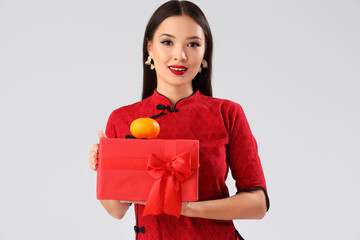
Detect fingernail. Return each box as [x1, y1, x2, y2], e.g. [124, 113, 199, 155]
[93, 164, 96, 169]
[95, 147, 98, 153]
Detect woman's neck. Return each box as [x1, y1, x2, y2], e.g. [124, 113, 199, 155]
[156, 84, 194, 107]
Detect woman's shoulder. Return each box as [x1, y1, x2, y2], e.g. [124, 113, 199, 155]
[108, 97, 151, 118]
[199, 93, 244, 111]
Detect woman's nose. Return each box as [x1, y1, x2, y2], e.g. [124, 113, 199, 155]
[173, 46, 187, 61]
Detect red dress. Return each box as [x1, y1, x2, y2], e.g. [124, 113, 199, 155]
[105, 89, 269, 240]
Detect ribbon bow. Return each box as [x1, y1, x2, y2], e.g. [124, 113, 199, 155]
[142, 151, 193, 218]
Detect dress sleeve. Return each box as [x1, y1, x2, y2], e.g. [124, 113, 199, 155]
[226, 102, 270, 211]
[105, 111, 117, 138]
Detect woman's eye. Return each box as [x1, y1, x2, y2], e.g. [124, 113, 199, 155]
[188, 42, 200, 47]
[161, 40, 172, 45]
[160, 40, 200, 47]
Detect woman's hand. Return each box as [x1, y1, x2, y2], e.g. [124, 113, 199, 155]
[181, 201, 191, 217]
[180, 190, 267, 220]
[89, 130, 107, 171]
[131, 201, 147, 205]
[91, 130, 133, 220]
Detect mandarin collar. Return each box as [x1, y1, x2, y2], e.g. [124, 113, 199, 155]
[150, 89, 200, 110]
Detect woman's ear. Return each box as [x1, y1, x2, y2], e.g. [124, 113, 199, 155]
[147, 40, 153, 56]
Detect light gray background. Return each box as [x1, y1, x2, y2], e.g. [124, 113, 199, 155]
[1, 0, 359, 239]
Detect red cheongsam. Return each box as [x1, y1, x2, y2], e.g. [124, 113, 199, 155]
[104, 89, 269, 240]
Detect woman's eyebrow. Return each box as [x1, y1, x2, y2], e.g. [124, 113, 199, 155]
[159, 33, 203, 41]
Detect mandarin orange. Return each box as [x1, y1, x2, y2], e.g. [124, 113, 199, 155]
[130, 118, 160, 139]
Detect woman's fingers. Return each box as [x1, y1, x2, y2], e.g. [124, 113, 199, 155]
[98, 130, 107, 139]
[91, 143, 99, 153]
[89, 156, 97, 170]
[89, 144, 99, 159]
[89, 130, 106, 171]
[132, 201, 147, 205]
[89, 143, 99, 171]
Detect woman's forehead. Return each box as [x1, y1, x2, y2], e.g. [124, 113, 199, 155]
[154, 15, 205, 39]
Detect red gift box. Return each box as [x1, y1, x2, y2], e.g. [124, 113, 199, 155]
[97, 138, 199, 217]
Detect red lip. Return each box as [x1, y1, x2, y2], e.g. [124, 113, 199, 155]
[168, 65, 188, 75]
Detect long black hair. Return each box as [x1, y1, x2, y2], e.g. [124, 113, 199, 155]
[141, 0, 213, 100]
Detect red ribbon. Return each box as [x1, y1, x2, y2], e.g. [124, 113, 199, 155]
[142, 151, 193, 218]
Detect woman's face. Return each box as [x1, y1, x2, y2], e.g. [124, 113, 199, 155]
[147, 15, 206, 91]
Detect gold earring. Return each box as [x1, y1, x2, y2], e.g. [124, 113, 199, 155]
[198, 59, 208, 73]
[145, 56, 155, 70]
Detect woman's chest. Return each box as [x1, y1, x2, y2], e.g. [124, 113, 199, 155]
[155, 107, 228, 143]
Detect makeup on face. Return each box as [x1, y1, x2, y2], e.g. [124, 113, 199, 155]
[148, 15, 205, 89]
[168, 65, 188, 75]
